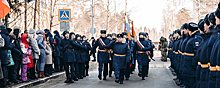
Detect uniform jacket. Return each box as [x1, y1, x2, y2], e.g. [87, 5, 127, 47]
[82, 41, 91, 62]
[133, 38, 152, 66]
[53, 35, 61, 57]
[106, 39, 130, 69]
[183, 30, 203, 77]
[90, 37, 111, 63]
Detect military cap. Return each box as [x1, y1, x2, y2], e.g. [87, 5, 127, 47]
[112, 33, 117, 36]
[91, 37, 95, 39]
[180, 23, 188, 30]
[139, 32, 146, 36]
[122, 32, 127, 36]
[62, 31, 69, 36]
[100, 30, 106, 34]
[204, 14, 210, 26]
[198, 19, 205, 32]
[6, 28, 12, 33]
[107, 34, 112, 37]
[117, 34, 123, 38]
[75, 34, 81, 38]
[44, 28, 50, 33]
[131, 35, 134, 38]
[208, 12, 216, 25]
[188, 22, 198, 32]
[214, 2, 220, 19]
[82, 35, 86, 38]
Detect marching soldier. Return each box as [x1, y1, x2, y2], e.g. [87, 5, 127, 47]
[105, 34, 130, 84]
[133, 32, 152, 80]
[91, 37, 96, 62]
[107, 34, 113, 77]
[59, 31, 85, 83]
[122, 32, 133, 80]
[82, 36, 91, 76]
[90, 30, 111, 80]
[182, 22, 203, 88]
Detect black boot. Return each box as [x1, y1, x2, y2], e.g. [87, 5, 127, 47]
[98, 74, 102, 80]
[115, 77, 119, 83]
[0, 79, 7, 87]
[103, 76, 106, 80]
[138, 72, 142, 77]
[86, 70, 89, 76]
[69, 75, 74, 83]
[64, 75, 70, 83]
[74, 75, 78, 81]
[55, 66, 60, 72]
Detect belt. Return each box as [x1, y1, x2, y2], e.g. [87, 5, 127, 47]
[138, 51, 146, 53]
[217, 66, 220, 71]
[178, 50, 182, 54]
[67, 49, 74, 51]
[114, 54, 126, 57]
[98, 49, 107, 52]
[198, 62, 201, 65]
[168, 48, 172, 50]
[201, 64, 209, 68]
[209, 66, 217, 71]
[184, 53, 194, 56]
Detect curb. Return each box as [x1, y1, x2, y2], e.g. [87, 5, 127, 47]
[11, 72, 65, 88]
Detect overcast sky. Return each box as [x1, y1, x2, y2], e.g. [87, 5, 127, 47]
[112, 0, 168, 30]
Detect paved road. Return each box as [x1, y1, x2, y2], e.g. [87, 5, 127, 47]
[33, 51, 178, 88]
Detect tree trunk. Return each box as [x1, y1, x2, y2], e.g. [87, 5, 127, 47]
[25, 0, 27, 30]
[33, 0, 37, 30]
[49, 0, 53, 31]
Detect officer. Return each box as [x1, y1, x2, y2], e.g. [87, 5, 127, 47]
[215, 3, 220, 88]
[105, 34, 130, 84]
[199, 14, 212, 88]
[133, 32, 152, 80]
[208, 12, 218, 88]
[91, 37, 96, 62]
[82, 36, 91, 76]
[107, 34, 113, 77]
[59, 31, 85, 83]
[130, 35, 136, 73]
[183, 22, 203, 88]
[168, 33, 174, 71]
[90, 30, 111, 80]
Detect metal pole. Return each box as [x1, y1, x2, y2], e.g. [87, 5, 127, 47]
[92, 0, 94, 37]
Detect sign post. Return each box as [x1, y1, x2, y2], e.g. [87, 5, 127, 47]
[59, 9, 71, 31]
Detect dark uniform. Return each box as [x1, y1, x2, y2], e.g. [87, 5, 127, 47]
[53, 30, 62, 71]
[90, 30, 111, 80]
[215, 5, 220, 88]
[82, 36, 91, 76]
[91, 37, 96, 62]
[107, 34, 114, 77]
[207, 12, 218, 88]
[59, 31, 85, 83]
[106, 34, 130, 84]
[133, 32, 152, 80]
[182, 23, 203, 88]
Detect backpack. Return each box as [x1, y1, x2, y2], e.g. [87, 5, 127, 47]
[0, 34, 5, 47]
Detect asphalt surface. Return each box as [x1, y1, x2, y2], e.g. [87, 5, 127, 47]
[33, 51, 179, 88]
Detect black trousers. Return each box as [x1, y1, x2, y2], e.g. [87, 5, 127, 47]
[85, 61, 89, 75]
[2, 65, 8, 79]
[92, 53, 96, 60]
[44, 64, 53, 76]
[142, 65, 149, 78]
[14, 60, 22, 79]
[60, 58, 64, 71]
[7, 66, 14, 81]
[64, 62, 74, 77]
[119, 69, 125, 82]
[109, 63, 113, 75]
[125, 63, 131, 78]
[78, 63, 85, 77]
[74, 63, 79, 78]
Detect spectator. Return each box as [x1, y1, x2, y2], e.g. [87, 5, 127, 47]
[44, 36, 53, 77]
[36, 30, 46, 78]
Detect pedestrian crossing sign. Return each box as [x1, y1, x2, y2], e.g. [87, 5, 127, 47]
[59, 9, 71, 21]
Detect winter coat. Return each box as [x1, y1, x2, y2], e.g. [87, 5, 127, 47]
[29, 37, 40, 59]
[45, 41, 52, 64]
[21, 34, 34, 68]
[10, 34, 23, 61]
[53, 34, 61, 57]
[0, 29, 10, 65]
[82, 41, 91, 62]
[20, 43, 32, 64]
[90, 37, 111, 63]
[106, 39, 130, 69]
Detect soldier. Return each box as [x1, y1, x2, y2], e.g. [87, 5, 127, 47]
[182, 23, 203, 88]
[160, 37, 168, 62]
[59, 31, 85, 83]
[82, 36, 91, 76]
[168, 33, 174, 71]
[91, 37, 96, 62]
[133, 32, 152, 80]
[105, 34, 130, 84]
[172, 29, 181, 77]
[90, 30, 111, 80]
[215, 4, 220, 88]
[207, 12, 218, 88]
[130, 35, 136, 73]
[122, 32, 133, 80]
[107, 34, 113, 77]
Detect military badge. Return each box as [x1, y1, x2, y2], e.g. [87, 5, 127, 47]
[195, 42, 199, 46]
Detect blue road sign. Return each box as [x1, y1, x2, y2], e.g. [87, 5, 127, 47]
[59, 9, 71, 21]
